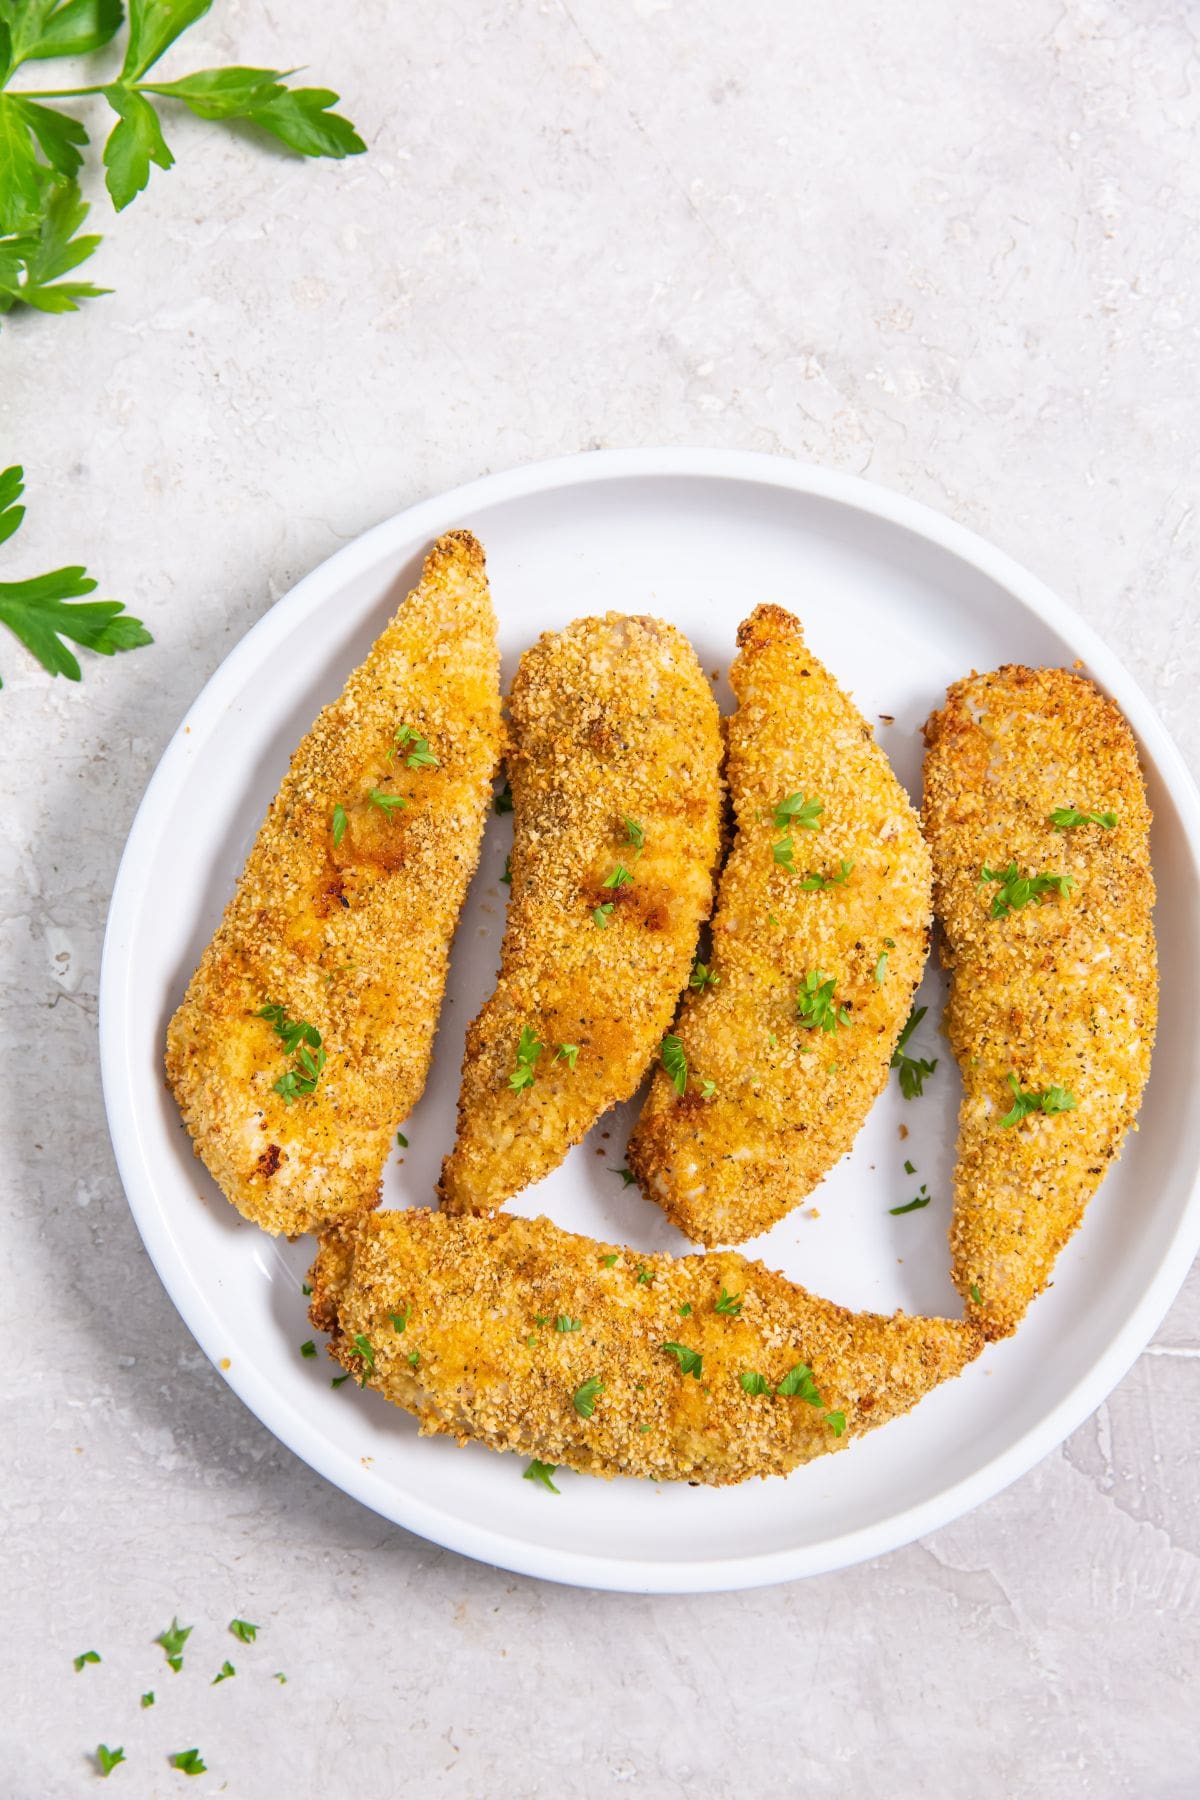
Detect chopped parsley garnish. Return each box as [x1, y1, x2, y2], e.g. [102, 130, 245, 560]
[141, 1692, 154, 1709]
[979, 861, 1075, 918]
[155, 1618, 192, 1672]
[368, 786, 408, 814]
[523, 1459, 560, 1493]
[999, 1073, 1078, 1127]
[661, 1342, 703, 1379]
[624, 817, 645, 850]
[273, 1673, 287, 1684]
[796, 971, 850, 1033]
[396, 1131, 408, 1148]
[603, 862, 633, 890]
[800, 859, 853, 891]
[635, 1266, 654, 1285]
[96, 1745, 125, 1778]
[890, 1005, 938, 1099]
[573, 1375, 604, 1418]
[302, 1282, 313, 1295]
[970, 1283, 983, 1304]
[258, 1002, 319, 1058]
[534, 1314, 550, 1326]
[74, 1650, 101, 1671]
[1050, 806, 1117, 831]
[601, 1254, 618, 1267]
[773, 791, 823, 831]
[678, 1302, 693, 1316]
[690, 960, 719, 991]
[350, 1334, 376, 1386]
[903, 1159, 916, 1175]
[714, 1287, 743, 1317]
[890, 1193, 931, 1214]
[739, 1371, 771, 1395]
[874, 949, 889, 984]
[592, 902, 614, 928]
[299, 1340, 316, 1358]
[509, 1025, 543, 1095]
[228, 1619, 258, 1644]
[556, 1043, 579, 1069]
[389, 1307, 410, 1333]
[773, 835, 797, 871]
[273, 1044, 325, 1105]
[331, 802, 348, 847]
[494, 780, 513, 814]
[555, 1316, 583, 1333]
[661, 1034, 688, 1095]
[212, 1661, 235, 1684]
[825, 1410, 847, 1437]
[699, 1078, 717, 1099]
[170, 1750, 207, 1776]
[611, 1166, 636, 1186]
[331, 1372, 350, 1387]
[501, 853, 512, 886]
[776, 1362, 822, 1404]
[393, 724, 439, 769]
[260, 1003, 325, 1104]
[407, 1351, 420, 1367]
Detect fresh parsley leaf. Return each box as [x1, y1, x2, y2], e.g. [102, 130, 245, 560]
[509, 1024, 542, 1094]
[122, 0, 215, 81]
[331, 1372, 350, 1387]
[331, 802, 347, 847]
[873, 949, 888, 984]
[602, 862, 632, 890]
[772, 834, 795, 870]
[102, 84, 175, 210]
[392, 723, 439, 768]
[699, 1078, 716, 1099]
[501, 852, 512, 885]
[236, 85, 365, 160]
[592, 901, 613, 928]
[572, 1375, 603, 1418]
[678, 1302, 692, 1316]
[714, 1286, 743, 1316]
[601, 1253, 618, 1267]
[494, 780, 513, 813]
[1049, 806, 1117, 831]
[554, 1315, 582, 1332]
[299, 1339, 316, 1358]
[610, 1166, 636, 1187]
[689, 960, 719, 991]
[155, 1617, 191, 1672]
[800, 859, 853, 891]
[903, 1159, 916, 1175]
[73, 1649, 101, 1671]
[137, 64, 286, 119]
[739, 1371, 772, 1395]
[272, 1038, 325, 1104]
[534, 1313, 550, 1326]
[407, 1350, 420, 1367]
[776, 1362, 823, 1405]
[555, 1042, 579, 1069]
[212, 1660, 235, 1684]
[396, 1130, 408, 1148]
[0, 464, 149, 682]
[96, 1744, 125, 1777]
[890, 1005, 938, 1099]
[169, 1749, 207, 1777]
[624, 816, 645, 849]
[661, 1341, 703, 1379]
[970, 1283, 983, 1304]
[635, 1265, 653, 1285]
[273, 1672, 287, 1683]
[350, 1335, 375, 1386]
[889, 1194, 931, 1214]
[979, 861, 1075, 918]
[21, 0, 125, 63]
[661, 1033, 688, 1095]
[825, 1409, 847, 1436]
[141, 1691, 154, 1708]
[773, 791, 823, 831]
[228, 1618, 258, 1644]
[10, 99, 87, 182]
[368, 786, 407, 814]
[388, 1307, 410, 1333]
[523, 1458, 560, 1493]
[999, 1073, 1078, 1128]
[796, 970, 850, 1033]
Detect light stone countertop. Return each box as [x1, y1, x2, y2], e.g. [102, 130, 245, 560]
[3, 3, 1198, 1795]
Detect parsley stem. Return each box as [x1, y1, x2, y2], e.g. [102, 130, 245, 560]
[11, 85, 108, 98]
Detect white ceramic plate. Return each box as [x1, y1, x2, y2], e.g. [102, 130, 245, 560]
[100, 449, 1200, 1592]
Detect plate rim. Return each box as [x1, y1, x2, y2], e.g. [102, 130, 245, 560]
[99, 447, 1200, 1592]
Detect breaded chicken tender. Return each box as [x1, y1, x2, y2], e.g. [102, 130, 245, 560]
[628, 604, 932, 1246]
[923, 664, 1156, 1340]
[309, 1209, 981, 1484]
[438, 614, 723, 1214]
[166, 532, 503, 1236]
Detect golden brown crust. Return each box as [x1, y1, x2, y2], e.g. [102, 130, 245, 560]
[923, 663, 1157, 1339]
[438, 613, 723, 1214]
[627, 603, 932, 1245]
[165, 531, 503, 1235]
[309, 1209, 981, 1485]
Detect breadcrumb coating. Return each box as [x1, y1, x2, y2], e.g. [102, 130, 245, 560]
[438, 613, 722, 1214]
[165, 531, 503, 1235]
[923, 664, 1157, 1340]
[628, 604, 932, 1246]
[309, 1209, 981, 1485]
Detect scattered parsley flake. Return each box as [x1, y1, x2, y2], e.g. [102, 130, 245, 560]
[509, 1024, 543, 1095]
[661, 1034, 688, 1095]
[555, 1315, 583, 1333]
[350, 1335, 375, 1386]
[661, 1341, 703, 1379]
[714, 1287, 743, 1317]
[874, 949, 889, 984]
[368, 786, 407, 814]
[501, 853, 512, 886]
[170, 1749, 207, 1776]
[299, 1339, 316, 1358]
[141, 1692, 155, 1709]
[773, 791, 823, 832]
[611, 1166, 636, 1187]
[602, 862, 633, 890]
[739, 1371, 772, 1396]
[773, 834, 796, 871]
[776, 1362, 823, 1405]
[890, 1194, 931, 1214]
[1050, 806, 1117, 831]
[523, 1459, 560, 1493]
[638, 1422, 651, 1433]
[74, 1650, 101, 1671]
[393, 723, 439, 769]
[555, 1042, 579, 1069]
[700, 1078, 716, 1099]
[999, 1073, 1077, 1128]
[635, 1266, 653, 1286]
[273, 1673, 287, 1684]
[890, 1005, 938, 1099]
[331, 1372, 350, 1387]
[678, 1302, 693, 1316]
[212, 1660, 235, 1684]
[799, 859, 853, 891]
[979, 861, 1075, 918]
[301, 1282, 312, 1296]
[573, 1375, 604, 1418]
[155, 1618, 191, 1672]
[592, 901, 614, 928]
[534, 1314, 550, 1326]
[96, 1745, 125, 1778]
[796, 970, 850, 1033]
[494, 780, 513, 814]
[903, 1159, 916, 1175]
[331, 802, 347, 847]
[624, 817, 645, 849]
[396, 1131, 408, 1148]
[228, 1619, 258, 1645]
[825, 1409, 847, 1437]
[970, 1283, 983, 1304]
[407, 1351, 420, 1367]
[389, 1307, 410, 1333]
[689, 960, 719, 991]
[601, 1254, 618, 1267]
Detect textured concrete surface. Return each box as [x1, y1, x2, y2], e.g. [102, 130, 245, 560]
[3, 2, 1198, 1795]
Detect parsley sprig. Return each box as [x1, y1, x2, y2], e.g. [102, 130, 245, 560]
[155, 1616, 191, 1673]
[979, 861, 1074, 918]
[391, 723, 439, 769]
[661, 1034, 688, 1095]
[96, 1745, 125, 1777]
[714, 1286, 743, 1317]
[0, 463, 150, 686]
[661, 1341, 703, 1378]
[258, 1002, 325, 1104]
[572, 1375, 603, 1418]
[1050, 806, 1117, 830]
[890, 1005, 938, 1099]
[523, 1459, 560, 1493]
[170, 1749, 207, 1776]
[795, 970, 850, 1033]
[799, 860, 853, 892]
[0, 2, 363, 330]
[509, 1025, 542, 1095]
[689, 960, 719, 991]
[738, 1363, 844, 1433]
[999, 1073, 1077, 1128]
[771, 790, 822, 871]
